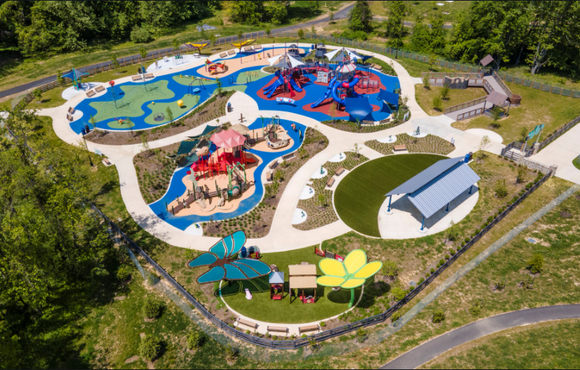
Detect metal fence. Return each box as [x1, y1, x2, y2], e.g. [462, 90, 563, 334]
[88, 167, 552, 350]
[497, 71, 580, 99]
[444, 96, 487, 115]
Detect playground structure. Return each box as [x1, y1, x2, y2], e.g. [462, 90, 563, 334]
[206, 59, 228, 75]
[264, 117, 291, 149]
[262, 68, 310, 99]
[62, 68, 89, 91]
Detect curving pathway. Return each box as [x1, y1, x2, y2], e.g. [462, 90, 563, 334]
[38, 42, 506, 252]
[381, 304, 580, 369]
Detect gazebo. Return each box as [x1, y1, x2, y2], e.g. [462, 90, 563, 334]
[269, 271, 285, 300]
[210, 129, 247, 157]
[288, 264, 317, 304]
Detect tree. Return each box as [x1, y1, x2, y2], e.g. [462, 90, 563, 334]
[89, 115, 97, 129]
[268, 1, 287, 26]
[432, 309, 446, 323]
[495, 179, 508, 198]
[382, 260, 400, 278]
[57, 70, 65, 85]
[166, 106, 174, 122]
[517, 166, 527, 183]
[33, 88, 42, 102]
[446, 220, 460, 242]
[215, 77, 222, 96]
[143, 296, 164, 319]
[478, 135, 491, 153]
[329, 11, 334, 22]
[141, 132, 150, 154]
[391, 286, 407, 301]
[298, 28, 305, 39]
[139, 47, 147, 61]
[428, 52, 438, 71]
[318, 193, 326, 207]
[527, 253, 544, 274]
[237, 30, 243, 42]
[432, 95, 443, 111]
[409, 22, 431, 53]
[385, 1, 405, 48]
[188, 330, 206, 349]
[429, 13, 446, 54]
[423, 76, 431, 89]
[520, 126, 528, 143]
[140, 336, 162, 361]
[111, 54, 120, 69]
[490, 106, 502, 127]
[440, 83, 450, 100]
[172, 38, 180, 51]
[230, 1, 264, 25]
[265, 27, 271, 37]
[348, 0, 373, 33]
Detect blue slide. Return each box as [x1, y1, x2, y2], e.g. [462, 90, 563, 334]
[332, 77, 360, 105]
[263, 72, 285, 98]
[289, 78, 303, 93]
[310, 77, 337, 108]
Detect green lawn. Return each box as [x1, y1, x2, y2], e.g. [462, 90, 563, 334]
[220, 247, 362, 324]
[334, 154, 445, 237]
[416, 86, 487, 116]
[452, 82, 580, 143]
[573, 156, 580, 171]
[423, 319, 580, 369]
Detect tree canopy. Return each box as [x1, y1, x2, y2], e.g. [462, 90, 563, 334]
[348, 0, 373, 33]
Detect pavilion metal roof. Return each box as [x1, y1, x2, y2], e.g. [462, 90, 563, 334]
[408, 163, 480, 219]
[486, 90, 508, 106]
[385, 157, 463, 196]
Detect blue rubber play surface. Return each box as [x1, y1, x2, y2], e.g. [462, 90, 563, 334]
[148, 118, 306, 230]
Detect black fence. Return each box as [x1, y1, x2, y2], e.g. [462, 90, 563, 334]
[88, 166, 553, 350]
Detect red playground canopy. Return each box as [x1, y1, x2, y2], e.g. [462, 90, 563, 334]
[210, 129, 246, 149]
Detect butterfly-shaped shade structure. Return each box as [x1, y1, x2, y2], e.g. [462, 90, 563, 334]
[188, 231, 271, 284]
[316, 249, 382, 289]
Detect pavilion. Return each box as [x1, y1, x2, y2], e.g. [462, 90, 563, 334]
[288, 264, 317, 304]
[385, 156, 480, 231]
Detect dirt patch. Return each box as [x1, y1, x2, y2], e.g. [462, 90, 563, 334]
[85, 91, 234, 146]
[124, 355, 140, 364]
[560, 211, 573, 218]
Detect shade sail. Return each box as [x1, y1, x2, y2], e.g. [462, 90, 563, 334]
[378, 89, 399, 109]
[231, 124, 250, 135]
[268, 53, 304, 68]
[325, 47, 362, 62]
[176, 141, 199, 156]
[345, 97, 373, 122]
[187, 125, 220, 141]
[210, 129, 246, 149]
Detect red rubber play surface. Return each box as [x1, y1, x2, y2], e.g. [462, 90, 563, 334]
[302, 100, 381, 117]
[256, 76, 307, 101]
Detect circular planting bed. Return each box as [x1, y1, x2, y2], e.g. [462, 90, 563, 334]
[334, 154, 446, 237]
[219, 247, 361, 324]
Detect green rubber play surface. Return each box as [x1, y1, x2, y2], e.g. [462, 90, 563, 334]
[236, 70, 269, 84]
[90, 80, 173, 123]
[334, 154, 446, 237]
[107, 119, 135, 129]
[172, 75, 215, 86]
[220, 247, 360, 324]
[144, 95, 200, 125]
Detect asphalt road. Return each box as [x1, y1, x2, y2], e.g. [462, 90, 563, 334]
[381, 304, 580, 369]
[0, 3, 355, 100]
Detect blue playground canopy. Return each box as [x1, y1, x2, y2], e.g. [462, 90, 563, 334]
[386, 157, 480, 222]
[61, 68, 89, 80]
[345, 97, 373, 122]
[378, 89, 399, 109]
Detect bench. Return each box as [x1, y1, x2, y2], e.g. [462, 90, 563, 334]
[86, 90, 96, 98]
[254, 45, 263, 51]
[131, 75, 142, 81]
[102, 158, 112, 166]
[238, 318, 258, 329]
[298, 324, 319, 334]
[326, 176, 335, 188]
[94, 85, 105, 93]
[394, 144, 407, 152]
[371, 63, 383, 71]
[68, 106, 76, 114]
[219, 52, 228, 58]
[282, 153, 295, 161]
[335, 167, 345, 176]
[144, 73, 154, 79]
[66, 114, 73, 122]
[227, 50, 236, 56]
[269, 160, 279, 170]
[362, 120, 375, 125]
[267, 326, 288, 333]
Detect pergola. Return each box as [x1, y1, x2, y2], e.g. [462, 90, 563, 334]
[288, 264, 317, 304]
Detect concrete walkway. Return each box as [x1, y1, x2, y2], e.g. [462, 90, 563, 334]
[381, 304, 580, 369]
[34, 43, 529, 252]
[531, 122, 580, 185]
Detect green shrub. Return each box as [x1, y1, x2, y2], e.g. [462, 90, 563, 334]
[445, 254, 450, 260]
[430, 268, 435, 274]
[527, 253, 544, 274]
[464, 237, 470, 243]
[432, 309, 445, 323]
[450, 250, 455, 256]
[143, 296, 164, 319]
[495, 179, 508, 198]
[432, 95, 443, 111]
[418, 277, 425, 284]
[487, 216, 494, 223]
[319, 321, 326, 327]
[391, 312, 401, 322]
[382, 260, 400, 277]
[140, 335, 162, 361]
[439, 259, 445, 265]
[188, 330, 205, 349]
[131, 26, 154, 43]
[116, 265, 132, 282]
[468, 304, 481, 316]
[391, 286, 407, 301]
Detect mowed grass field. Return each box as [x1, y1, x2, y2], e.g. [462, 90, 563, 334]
[334, 154, 445, 237]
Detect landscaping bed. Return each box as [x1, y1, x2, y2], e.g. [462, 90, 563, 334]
[85, 91, 234, 145]
[134, 143, 181, 204]
[295, 151, 369, 231]
[365, 133, 455, 156]
[201, 127, 329, 239]
[416, 85, 487, 116]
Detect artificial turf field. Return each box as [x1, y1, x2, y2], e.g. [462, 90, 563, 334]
[334, 154, 445, 237]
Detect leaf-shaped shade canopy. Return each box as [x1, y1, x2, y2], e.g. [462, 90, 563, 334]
[197, 266, 225, 283]
[209, 240, 227, 260]
[319, 258, 346, 278]
[354, 261, 382, 279]
[229, 230, 246, 256]
[316, 275, 345, 287]
[344, 249, 367, 274]
[188, 252, 218, 268]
